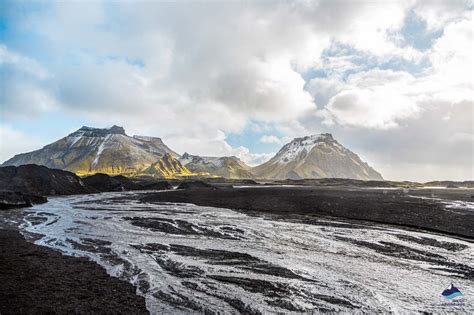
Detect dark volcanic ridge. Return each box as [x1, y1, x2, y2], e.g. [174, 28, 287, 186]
[0, 164, 174, 209]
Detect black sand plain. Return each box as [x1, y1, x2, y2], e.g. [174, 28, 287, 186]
[1, 179, 473, 314]
[141, 185, 474, 239]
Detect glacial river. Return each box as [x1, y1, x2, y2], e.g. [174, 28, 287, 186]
[20, 191, 473, 314]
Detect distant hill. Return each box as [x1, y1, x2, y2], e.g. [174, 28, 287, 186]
[252, 134, 383, 180]
[179, 153, 254, 179]
[139, 154, 193, 178]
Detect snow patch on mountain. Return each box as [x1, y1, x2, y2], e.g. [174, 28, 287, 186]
[92, 134, 112, 167]
[179, 153, 254, 179]
[179, 153, 225, 168]
[275, 134, 334, 165]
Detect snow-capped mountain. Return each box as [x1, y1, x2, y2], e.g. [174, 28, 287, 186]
[179, 153, 254, 179]
[252, 134, 383, 180]
[2, 126, 179, 176]
[3, 127, 383, 180]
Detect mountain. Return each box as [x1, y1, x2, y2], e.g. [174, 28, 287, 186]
[179, 153, 254, 179]
[2, 126, 178, 176]
[2, 127, 383, 180]
[140, 153, 193, 178]
[252, 134, 383, 180]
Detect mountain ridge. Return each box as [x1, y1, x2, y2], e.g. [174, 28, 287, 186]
[140, 153, 193, 178]
[2, 126, 383, 180]
[179, 153, 254, 179]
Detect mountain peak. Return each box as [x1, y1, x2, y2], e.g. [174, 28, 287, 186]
[74, 125, 126, 137]
[253, 133, 383, 180]
[133, 135, 163, 142]
[319, 133, 333, 140]
[109, 125, 126, 135]
[294, 133, 334, 144]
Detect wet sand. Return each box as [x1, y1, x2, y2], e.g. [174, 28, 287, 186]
[140, 186, 474, 239]
[0, 228, 148, 314]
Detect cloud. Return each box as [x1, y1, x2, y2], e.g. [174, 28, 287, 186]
[0, 45, 58, 118]
[324, 88, 420, 129]
[259, 135, 282, 144]
[317, 69, 420, 129]
[165, 130, 273, 166]
[310, 14, 472, 131]
[0, 125, 40, 163]
[1, 1, 427, 126]
[414, 0, 472, 31]
[1, 0, 472, 180]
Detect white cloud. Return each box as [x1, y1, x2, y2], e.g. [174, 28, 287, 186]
[425, 18, 474, 103]
[312, 14, 473, 130]
[1, 1, 472, 180]
[163, 130, 273, 166]
[324, 87, 420, 129]
[0, 125, 40, 163]
[259, 135, 282, 144]
[414, 0, 472, 31]
[0, 45, 58, 118]
[1, 1, 428, 128]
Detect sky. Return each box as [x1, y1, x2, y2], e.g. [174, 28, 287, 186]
[0, 0, 473, 181]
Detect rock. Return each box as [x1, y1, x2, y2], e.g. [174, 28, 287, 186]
[140, 181, 173, 190]
[0, 165, 95, 196]
[239, 179, 259, 185]
[83, 173, 173, 191]
[0, 191, 47, 210]
[82, 173, 134, 192]
[177, 181, 216, 190]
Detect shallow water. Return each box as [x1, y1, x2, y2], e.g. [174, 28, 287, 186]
[20, 191, 474, 314]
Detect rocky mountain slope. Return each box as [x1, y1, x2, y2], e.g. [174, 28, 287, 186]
[140, 154, 193, 178]
[2, 126, 178, 176]
[179, 153, 254, 179]
[252, 134, 383, 180]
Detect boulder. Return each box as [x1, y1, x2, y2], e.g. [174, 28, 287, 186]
[177, 181, 216, 190]
[0, 165, 95, 196]
[0, 191, 47, 210]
